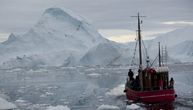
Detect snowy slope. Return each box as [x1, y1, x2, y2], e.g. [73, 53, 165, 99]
[79, 41, 132, 66]
[0, 97, 17, 109]
[169, 40, 193, 62]
[144, 26, 193, 62]
[80, 42, 121, 66]
[149, 26, 193, 48]
[0, 7, 107, 67]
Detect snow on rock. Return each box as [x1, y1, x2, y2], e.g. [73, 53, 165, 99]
[0, 97, 17, 110]
[106, 84, 125, 96]
[97, 104, 120, 110]
[126, 104, 140, 110]
[46, 105, 70, 110]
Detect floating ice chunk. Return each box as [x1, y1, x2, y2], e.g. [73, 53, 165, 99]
[46, 105, 70, 110]
[0, 97, 17, 109]
[15, 99, 27, 103]
[40, 94, 46, 98]
[126, 104, 140, 110]
[106, 84, 125, 96]
[45, 92, 54, 95]
[87, 73, 101, 78]
[97, 104, 120, 110]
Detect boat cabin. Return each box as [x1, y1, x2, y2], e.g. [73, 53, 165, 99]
[126, 66, 172, 91]
[141, 67, 170, 91]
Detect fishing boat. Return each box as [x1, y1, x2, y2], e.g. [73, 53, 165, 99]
[124, 13, 176, 104]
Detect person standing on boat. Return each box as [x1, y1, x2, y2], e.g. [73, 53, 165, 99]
[126, 69, 134, 88]
[169, 77, 174, 89]
[133, 75, 140, 90]
[125, 77, 134, 88]
[128, 69, 134, 79]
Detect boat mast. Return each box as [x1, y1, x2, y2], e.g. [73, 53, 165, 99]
[137, 13, 143, 70]
[132, 13, 145, 91]
[132, 13, 145, 69]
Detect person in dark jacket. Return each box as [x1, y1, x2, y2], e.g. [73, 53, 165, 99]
[132, 75, 140, 90]
[128, 69, 134, 79]
[169, 77, 174, 89]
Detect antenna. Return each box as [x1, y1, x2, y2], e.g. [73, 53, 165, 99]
[165, 46, 168, 65]
[161, 46, 164, 66]
[158, 42, 161, 67]
[162, 46, 168, 66]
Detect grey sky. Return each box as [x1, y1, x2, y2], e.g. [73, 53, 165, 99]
[0, 0, 193, 42]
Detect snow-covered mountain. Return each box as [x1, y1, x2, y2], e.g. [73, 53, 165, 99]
[2, 8, 106, 51]
[0, 8, 109, 68]
[169, 40, 193, 62]
[149, 26, 193, 48]
[144, 26, 193, 63]
[170, 40, 193, 55]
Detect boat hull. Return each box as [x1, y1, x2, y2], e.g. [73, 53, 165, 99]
[125, 88, 175, 104]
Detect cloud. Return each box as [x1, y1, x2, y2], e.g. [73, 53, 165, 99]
[99, 29, 173, 43]
[162, 21, 193, 26]
[108, 35, 136, 43]
[0, 33, 10, 42]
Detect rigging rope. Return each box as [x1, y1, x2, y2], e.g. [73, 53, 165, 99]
[150, 54, 158, 67]
[142, 40, 148, 58]
[130, 38, 138, 66]
[142, 39, 151, 66]
[130, 36, 151, 67]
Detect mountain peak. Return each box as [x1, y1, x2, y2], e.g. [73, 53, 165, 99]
[42, 7, 85, 23]
[2, 33, 17, 45]
[43, 8, 66, 17]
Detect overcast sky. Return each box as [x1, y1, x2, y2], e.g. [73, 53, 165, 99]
[0, 0, 193, 42]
